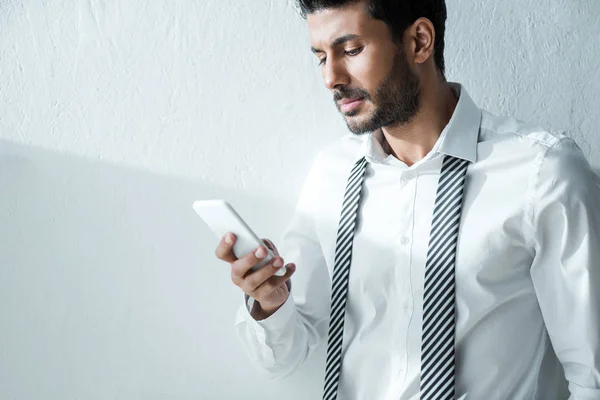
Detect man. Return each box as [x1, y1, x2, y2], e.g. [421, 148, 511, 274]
[215, 0, 600, 398]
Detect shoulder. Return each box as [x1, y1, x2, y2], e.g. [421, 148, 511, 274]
[536, 135, 598, 198]
[479, 109, 570, 151]
[477, 110, 594, 181]
[477, 110, 599, 237]
[523, 128, 599, 231]
[485, 109, 596, 192]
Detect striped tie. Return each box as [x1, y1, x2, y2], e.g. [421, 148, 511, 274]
[322, 154, 469, 400]
[323, 156, 368, 400]
[420, 156, 469, 399]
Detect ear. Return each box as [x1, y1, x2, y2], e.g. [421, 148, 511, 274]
[408, 17, 436, 66]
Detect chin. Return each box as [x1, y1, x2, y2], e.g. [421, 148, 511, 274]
[346, 121, 375, 135]
[344, 112, 376, 135]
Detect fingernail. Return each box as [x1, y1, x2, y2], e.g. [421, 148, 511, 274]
[225, 234, 232, 244]
[273, 258, 283, 268]
[255, 247, 266, 258]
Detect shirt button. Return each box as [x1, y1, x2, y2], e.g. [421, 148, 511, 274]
[400, 236, 410, 245]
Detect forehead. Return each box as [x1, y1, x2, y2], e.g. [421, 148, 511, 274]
[306, 2, 382, 48]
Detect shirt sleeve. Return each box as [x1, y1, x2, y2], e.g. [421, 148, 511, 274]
[528, 137, 600, 399]
[234, 153, 331, 379]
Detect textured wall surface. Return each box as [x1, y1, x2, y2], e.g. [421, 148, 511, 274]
[1, 1, 599, 399]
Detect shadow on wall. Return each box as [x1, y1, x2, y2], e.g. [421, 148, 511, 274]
[0, 140, 594, 399]
[0, 140, 322, 400]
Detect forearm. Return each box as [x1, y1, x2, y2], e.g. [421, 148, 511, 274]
[234, 293, 322, 379]
[249, 279, 292, 320]
[250, 299, 284, 321]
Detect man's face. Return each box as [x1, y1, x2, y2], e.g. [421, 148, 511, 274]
[307, 1, 421, 134]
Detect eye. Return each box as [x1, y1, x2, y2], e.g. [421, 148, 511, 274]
[316, 46, 363, 67]
[345, 47, 364, 56]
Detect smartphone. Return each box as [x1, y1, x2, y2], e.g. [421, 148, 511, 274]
[192, 199, 286, 277]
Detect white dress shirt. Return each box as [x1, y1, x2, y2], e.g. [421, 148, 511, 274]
[234, 82, 600, 399]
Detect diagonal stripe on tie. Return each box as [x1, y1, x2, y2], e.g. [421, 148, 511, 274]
[420, 156, 469, 400]
[323, 156, 368, 400]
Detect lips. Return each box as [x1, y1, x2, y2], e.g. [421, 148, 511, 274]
[339, 97, 365, 113]
[339, 97, 364, 105]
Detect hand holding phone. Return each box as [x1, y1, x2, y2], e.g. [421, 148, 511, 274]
[193, 199, 286, 276]
[193, 200, 296, 318]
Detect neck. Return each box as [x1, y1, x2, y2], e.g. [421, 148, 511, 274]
[380, 81, 459, 167]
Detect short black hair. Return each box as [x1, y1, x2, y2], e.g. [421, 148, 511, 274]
[296, 0, 448, 79]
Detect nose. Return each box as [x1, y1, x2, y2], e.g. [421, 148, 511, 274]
[323, 59, 350, 91]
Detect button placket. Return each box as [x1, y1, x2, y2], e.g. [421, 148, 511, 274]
[393, 167, 416, 388]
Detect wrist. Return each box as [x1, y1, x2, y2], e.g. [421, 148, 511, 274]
[250, 302, 276, 321]
[250, 296, 288, 321]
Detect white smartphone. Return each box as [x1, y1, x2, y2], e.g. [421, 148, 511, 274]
[192, 199, 287, 277]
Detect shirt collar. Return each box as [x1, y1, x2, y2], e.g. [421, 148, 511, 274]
[361, 82, 481, 165]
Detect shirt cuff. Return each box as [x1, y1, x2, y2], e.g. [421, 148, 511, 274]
[242, 290, 296, 333]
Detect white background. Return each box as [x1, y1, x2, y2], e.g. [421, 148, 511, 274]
[1, 0, 599, 399]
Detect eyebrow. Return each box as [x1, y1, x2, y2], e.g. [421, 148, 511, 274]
[311, 34, 361, 54]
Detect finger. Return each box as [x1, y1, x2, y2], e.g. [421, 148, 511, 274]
[215, 232, 237, 263]
[242, 255, 287, 292]
[231, 245, 274, 278]
[261, 238, 279, 256]
[252, 263, 296, 298]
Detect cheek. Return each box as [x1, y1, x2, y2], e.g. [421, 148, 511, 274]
[350, 49, 394, 95]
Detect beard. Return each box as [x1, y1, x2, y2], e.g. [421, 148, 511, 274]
[333, 49, 421, 135]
